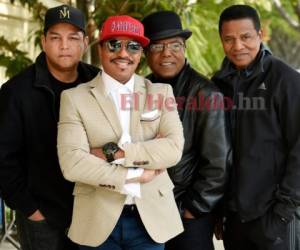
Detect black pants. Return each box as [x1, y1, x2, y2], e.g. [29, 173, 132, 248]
[165, 214, 214, 250]
[16, 211, 77, 250]
[224, 212, 289, 250]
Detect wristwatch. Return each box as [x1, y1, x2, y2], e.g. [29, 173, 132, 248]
[102, 142, 120, 163]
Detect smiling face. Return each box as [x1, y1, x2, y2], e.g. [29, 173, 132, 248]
[42, 22, 88, 74]
[146, 36, 186, 80]
[220, 18, 262, 70]
[99, 36, 142, 84]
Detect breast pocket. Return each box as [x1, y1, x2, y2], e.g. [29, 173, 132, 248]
[140, 116, 161, 140]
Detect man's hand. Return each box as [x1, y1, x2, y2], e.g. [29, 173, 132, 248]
[114, 148, 125, 159]
[90, 148, 106, 160]
[28, 209, 45, 222]
[126, 169, 165, 184]
[139, 169, 161, 183]
[183, 209, 195, 219]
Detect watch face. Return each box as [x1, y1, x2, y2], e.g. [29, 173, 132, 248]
[103, 142, 119, 154]
[103, 142, 119, 162]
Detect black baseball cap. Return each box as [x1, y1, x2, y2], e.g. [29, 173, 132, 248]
[44, 5, 85, 33]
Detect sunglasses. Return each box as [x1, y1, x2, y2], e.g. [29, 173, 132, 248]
[105, 39, 142, 54]
[149, 42, 185, 53]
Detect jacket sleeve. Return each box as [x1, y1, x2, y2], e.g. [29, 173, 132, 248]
[0, 83, 38, 216]
[57, 90, 128, 192]
[123, 84, 184, 169]
[182, 91, 228, 216]
[273, 69, 300, 221]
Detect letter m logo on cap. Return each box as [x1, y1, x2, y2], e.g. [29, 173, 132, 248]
[59, 6, 70, 19]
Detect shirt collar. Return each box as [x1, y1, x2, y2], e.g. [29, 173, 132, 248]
[101, 69, 134, 95]
[215, 43, 272, 80]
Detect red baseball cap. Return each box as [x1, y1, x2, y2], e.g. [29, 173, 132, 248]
[99, 15, 150, 47]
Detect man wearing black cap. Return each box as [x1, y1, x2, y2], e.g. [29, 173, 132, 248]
[0, 4, 99, 250]
[142, 11, 227, 250]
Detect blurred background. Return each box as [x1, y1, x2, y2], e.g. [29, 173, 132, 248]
[1, 0, 300, 249]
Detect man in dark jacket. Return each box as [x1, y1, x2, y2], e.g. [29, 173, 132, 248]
[0, 5, 99, 250]
[212, 5, 300, 250]
[142, 11, 228, 250]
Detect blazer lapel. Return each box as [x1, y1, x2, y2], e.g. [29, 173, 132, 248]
[130, 74, 146, 142]
[89, 74, 122, 138]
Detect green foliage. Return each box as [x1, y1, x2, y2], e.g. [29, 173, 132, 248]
[184, 2, 225, 76]
[30, 2, 47, 48]
[0, 1, 46, 78]
[9, 0, 38, 7]
[3, 0, 300, 79]
[0, 36, 32, 78]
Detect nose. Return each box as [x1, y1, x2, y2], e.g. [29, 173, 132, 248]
[161, 45, 172, 57]
[232, 38, 244, 51]
[117, 45, 130, 57]
[60, 37, 69, 50]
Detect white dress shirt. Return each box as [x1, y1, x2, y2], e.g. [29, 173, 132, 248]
[101, 70, 143, 204]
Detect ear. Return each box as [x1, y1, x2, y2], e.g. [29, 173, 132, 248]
[258, 29, 263, 41]
[41, 34, 46, 51]
[83, 35, 89, 51]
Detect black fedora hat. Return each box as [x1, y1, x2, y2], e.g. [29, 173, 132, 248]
[142, 11, 192, 41]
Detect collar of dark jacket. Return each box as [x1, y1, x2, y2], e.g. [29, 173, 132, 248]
[33, 51, 98, 89]
[34, 52, 52, 89]
[214, 43, 272, 81]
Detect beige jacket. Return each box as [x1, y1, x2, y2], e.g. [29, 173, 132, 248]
[57, 73, 184, 246]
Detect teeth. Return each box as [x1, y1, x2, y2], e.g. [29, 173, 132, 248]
[114, 60, 129, 68]
[161, 62, 173, 66]
[235, 54, 246, 58]
[116, 61, 127, 66]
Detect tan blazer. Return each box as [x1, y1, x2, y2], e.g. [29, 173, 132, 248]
[57, 72, 184, 247]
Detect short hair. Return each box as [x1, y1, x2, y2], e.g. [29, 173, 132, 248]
[219, 5, 261, 34]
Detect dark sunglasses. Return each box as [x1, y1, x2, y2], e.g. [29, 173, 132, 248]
[105, 39, 142, 54]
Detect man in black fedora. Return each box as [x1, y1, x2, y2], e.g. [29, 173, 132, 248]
[142, 11, 228, 250]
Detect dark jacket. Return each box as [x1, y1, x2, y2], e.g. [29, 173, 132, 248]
[0, 52, 99, 230]
[148, 62, 227, 217]
[212, 45, 300, 222]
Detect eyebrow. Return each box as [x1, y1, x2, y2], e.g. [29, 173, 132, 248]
[48, 31, 60, 36]
[48, 31, 81, 36]
[223, 31, 253, 38]
[153, 39, 183, 44]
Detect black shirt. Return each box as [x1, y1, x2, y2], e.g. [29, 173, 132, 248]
[49, 72, 82, 116]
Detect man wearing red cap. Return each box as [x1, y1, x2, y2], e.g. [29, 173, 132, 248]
[57, 15, 184, 250]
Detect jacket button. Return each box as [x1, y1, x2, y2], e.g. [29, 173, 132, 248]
[112, 186, 115, 189]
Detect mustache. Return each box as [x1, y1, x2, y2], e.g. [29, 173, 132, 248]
[111, 57, 133, 64]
